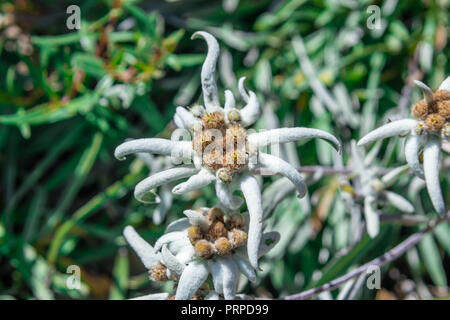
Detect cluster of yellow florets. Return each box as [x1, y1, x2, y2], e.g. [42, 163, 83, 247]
[149, 261, 169, 283]
[188, 207, 247, 260]
[412, 90, 450, 132]
[192, 112, 248, 179]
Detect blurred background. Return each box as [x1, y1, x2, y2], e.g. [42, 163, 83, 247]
[0, 0, 449, 300]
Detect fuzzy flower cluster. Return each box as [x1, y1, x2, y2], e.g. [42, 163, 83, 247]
[341, 142, 414, 238]
[358, 77, 450, 214]
[123, 206, 280, 300]
[115, 31, 341, 270]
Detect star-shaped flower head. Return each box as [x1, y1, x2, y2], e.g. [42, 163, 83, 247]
[357, 76, 450, 215]
[343, 141, 414, 238]
[115, 31, 341, 269]
[123, 206, 280, 300]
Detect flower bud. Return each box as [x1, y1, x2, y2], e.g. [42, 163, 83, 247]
[230, 229, 247, 248]
[150, 262, 168, 282]
[226, 213, 245, 229]
[209, 220, 228, 240]
[188, 225, 203, 244]
[208, 207, 225, 222]
[214, 237, 232, 256]
[425, 113, 445, 131]
[227, 109, 241, 122]
[217, 168, 232, 183]
[194, 240, 214, 259]
[411, 100, 428, 119]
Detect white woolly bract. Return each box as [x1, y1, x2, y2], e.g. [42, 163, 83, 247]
[161, 245, 185, 276]
[423, 136, 445, 214]
[114, 138, 192, 160]
[239, 173, 263, 269]
[191, 31, 221, 112]
[364, 196, 380, 238]
[165, 217, 190, 233]
[172, 168, 215, 194]
[175, 261, 209, 300]
[134, 166, 198, 203]
[239, 88, 260, 127]
[215, 180, 243, 210]
[232, 254, 256, 282]
[438, 76, 450, 91]
[249, 127, 341, 152]
[154, 231, 187, 252]
[404, 133, 426, 179]
[357, 119, 417, 147]
[383, 191, 414, 213]
[414, 80, 434, 103]
[258, 152, 306, 198]
[209, 260, 224, 294]
[218, 257, 239, 300]
[123, 226, 159, 269]
[183, 209, 209, 230]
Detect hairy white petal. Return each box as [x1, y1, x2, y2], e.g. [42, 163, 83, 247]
[232, 255, 256, 282]
[134, 166, 198, 203]
[204, 292, 220, 300]
[364, 196, 380, 238]
[123, 226, 159, 269]
[258, 231, 281, 258]
[176, 107, 198, 130]
[183, 209, 209, 231]
[154, 231, 187, 252]
[172, 168, 215, 194]
[414, 80, 434, 103]
[175, 247, 195, 264]
[357, 119, 417, 147]
[168, 237, 192, 255]
[404, 133, 425, 179]
[381, 165, 410, 187]
[130, 293, 169, 300]
[384, 191, 414, 213]
[115, 138, 192, 160]
[224, 90, 236, 112]
[423, 136, 445, 214]
[238, 77, 250, 102]
[240, 173, 263, 269]
[238, 79, 260, 127]
[191, 31, 221, 112]
[165, 217, 190, 233]
[152, 185, 172, 225]
[438, 76, 450, 92]
[249, 127, 341, 152]
[215, 180, 244, 210]
[174, 113, 185, 129]
[175, 261, 209, 300]
[161, 245, 185, 276]
[258, 152, 306, 198]
[219, 257, 239, 300]
[209, 260, 224, 294]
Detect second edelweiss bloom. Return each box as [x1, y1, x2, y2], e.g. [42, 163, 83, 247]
[115, 31, 341, 269]
[358, 76, 450, 215]
[123, 206, 280, 300]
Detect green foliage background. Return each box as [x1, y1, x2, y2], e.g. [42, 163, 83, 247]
[0, 0, 449, 299]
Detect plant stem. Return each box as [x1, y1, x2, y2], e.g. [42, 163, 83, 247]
[283, 212, 450, 300]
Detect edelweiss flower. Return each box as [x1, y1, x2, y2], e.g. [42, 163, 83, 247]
[343, 141, 414, 238]
[115, 31, 341, 269]
[358, 77, 450, 215]
[123, 206, 280, 300]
